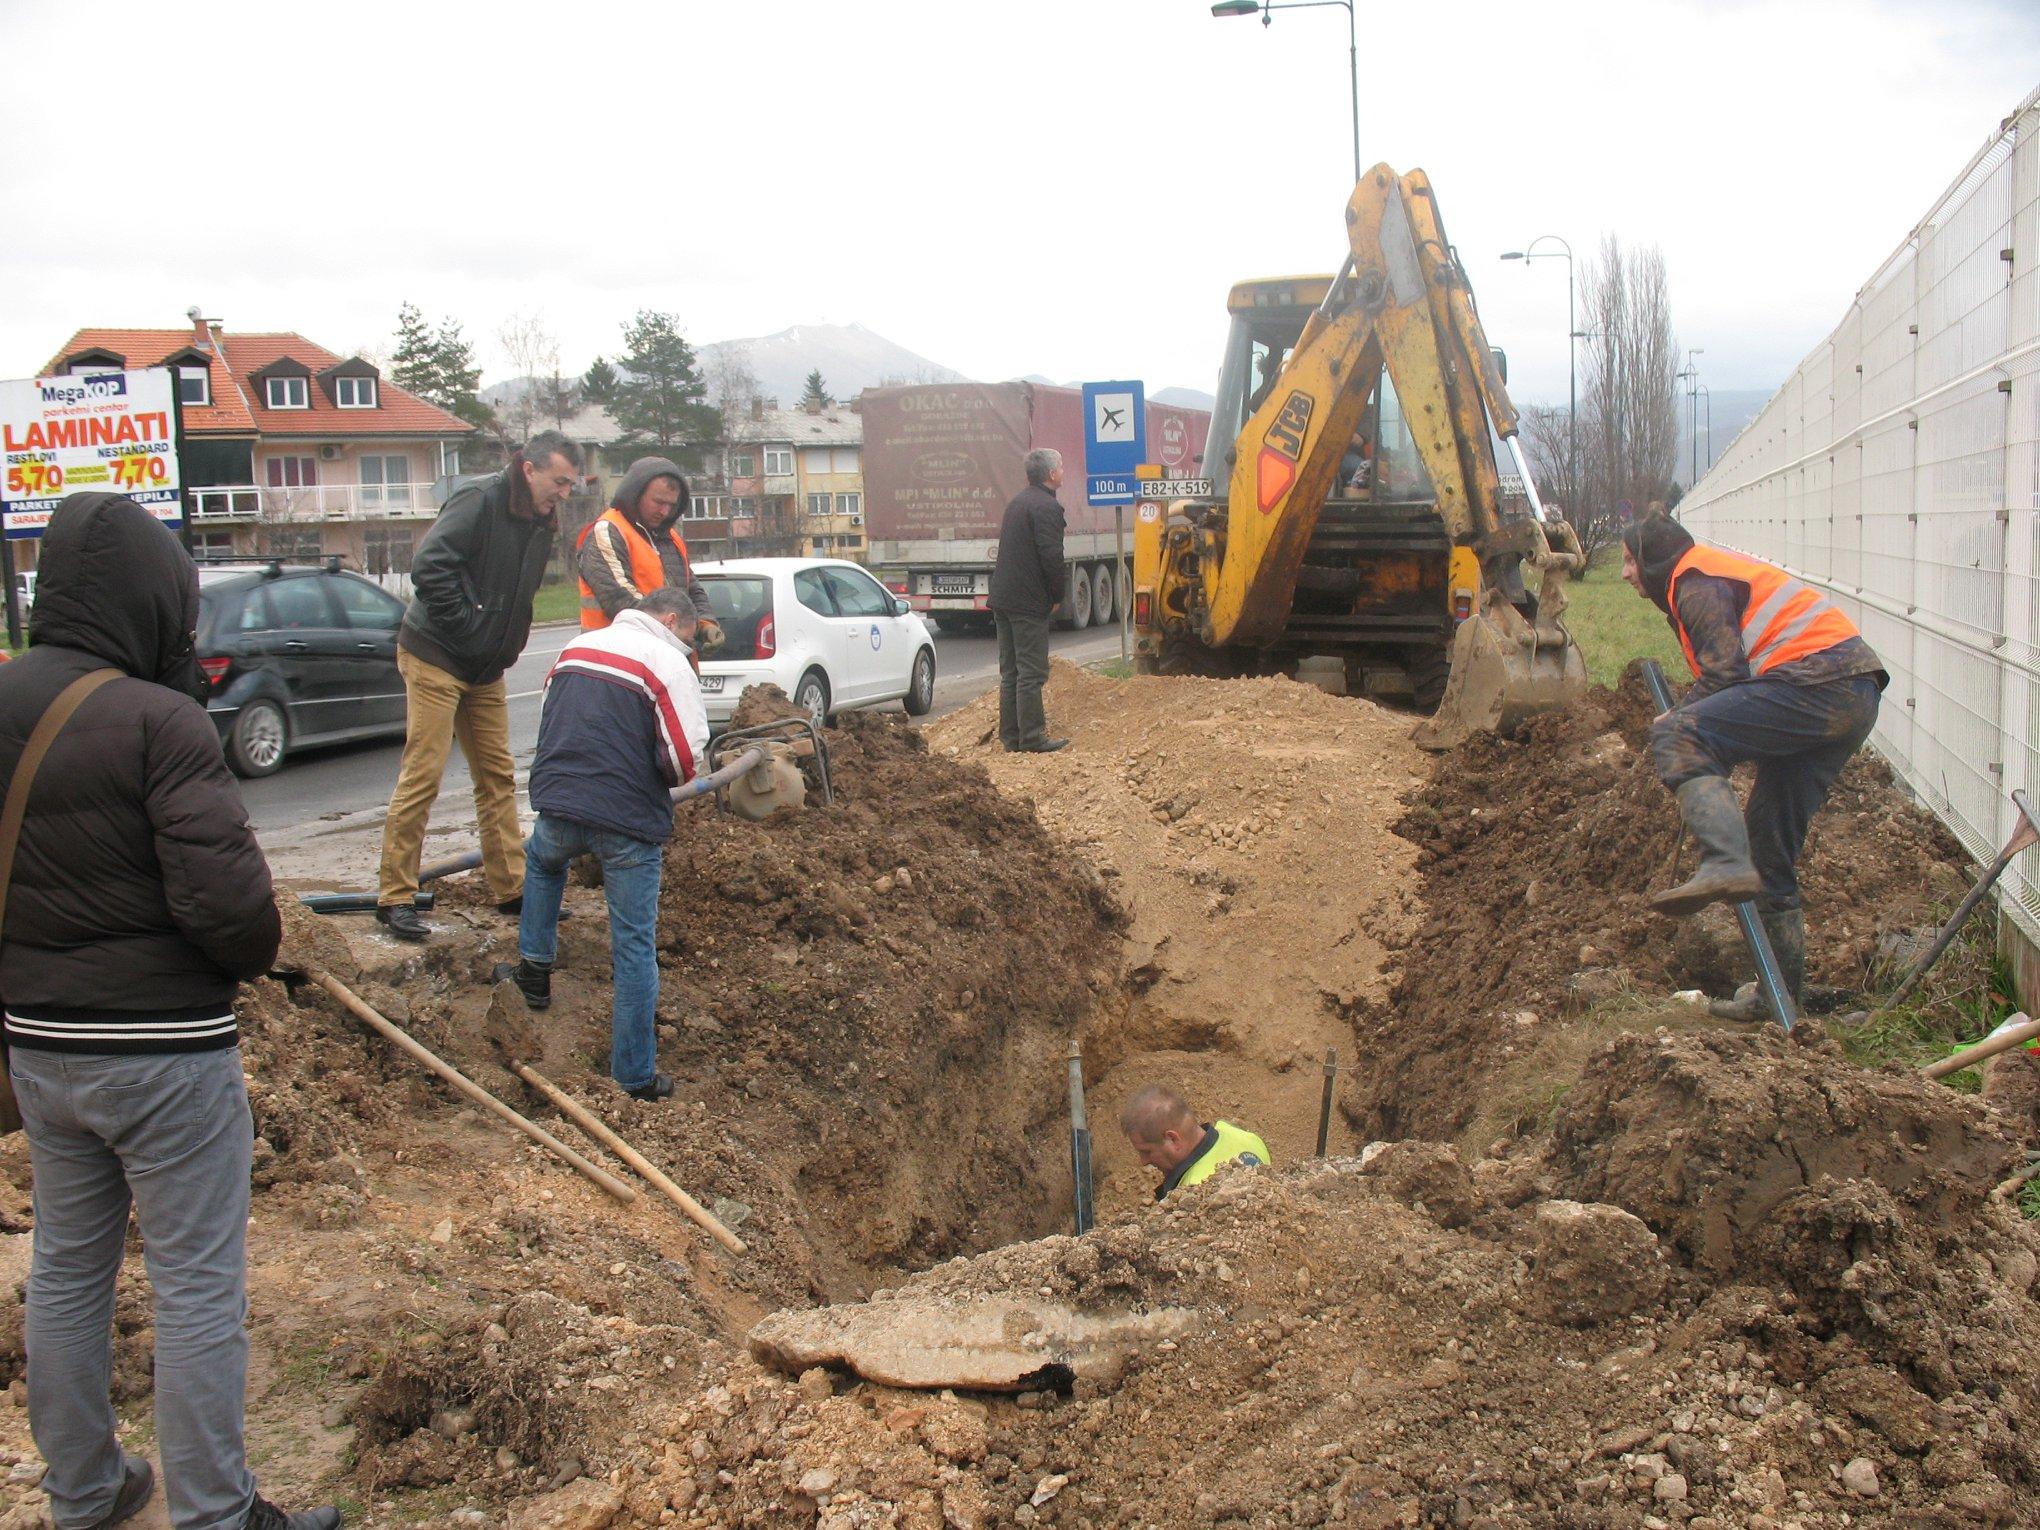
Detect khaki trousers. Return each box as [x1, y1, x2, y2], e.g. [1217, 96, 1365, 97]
[377, 648, 525, 906]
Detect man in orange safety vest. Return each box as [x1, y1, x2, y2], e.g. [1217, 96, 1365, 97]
[576, 457, 724, 654]
[1622, 514, 1886, 1017]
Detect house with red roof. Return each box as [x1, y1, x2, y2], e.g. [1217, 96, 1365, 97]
[38, 311, 477, 576]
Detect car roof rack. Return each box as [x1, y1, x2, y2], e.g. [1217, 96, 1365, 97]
[191, 553, 351, 578]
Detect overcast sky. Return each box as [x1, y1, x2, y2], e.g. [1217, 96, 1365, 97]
[1, 0, 2032, 407]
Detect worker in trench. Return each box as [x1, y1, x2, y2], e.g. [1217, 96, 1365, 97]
[1622, 514, 1888, 1017]
[1120, 1085, 1271, 1199]
[574, 455, 725, 654]
[495, 587, 711, 1102]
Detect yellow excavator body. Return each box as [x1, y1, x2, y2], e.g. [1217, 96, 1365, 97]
[1133, 166, 1584, 747]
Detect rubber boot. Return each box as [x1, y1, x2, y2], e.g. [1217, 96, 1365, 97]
[1710, 906, 1806, 1023]
[1650, 777, 1762, 917]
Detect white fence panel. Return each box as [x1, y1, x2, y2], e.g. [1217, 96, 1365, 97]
[1681, 87, 2040, 946]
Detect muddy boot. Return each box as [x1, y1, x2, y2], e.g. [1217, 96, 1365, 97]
[1709, 907, 1806, 1023]
[490, 958, 552, 1011]
[1650, 777, 1761, 917]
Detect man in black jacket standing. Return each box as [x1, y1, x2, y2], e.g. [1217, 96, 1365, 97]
[986, 447, 1069, 753]
[375, 431, 583, 940]
[0, 494, 338, 1528]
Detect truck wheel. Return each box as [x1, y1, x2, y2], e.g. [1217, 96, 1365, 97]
[1405, 642, 1451, 713]
[1090, 562, 1115, 626]
[1063, 564, 1094, 629]
[227, 698, 288, 778]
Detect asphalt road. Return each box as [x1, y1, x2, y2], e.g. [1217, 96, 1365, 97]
[246, 620, 1129, 884]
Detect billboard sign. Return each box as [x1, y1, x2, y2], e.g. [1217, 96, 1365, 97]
[1, 367, 183, 539]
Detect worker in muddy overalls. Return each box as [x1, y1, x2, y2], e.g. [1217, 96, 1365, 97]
[1622, 515, 1887, 1017]
[1120, 1085, 1271, 1200]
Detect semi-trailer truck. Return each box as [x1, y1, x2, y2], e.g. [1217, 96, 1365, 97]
[861, 382, 1211, 631]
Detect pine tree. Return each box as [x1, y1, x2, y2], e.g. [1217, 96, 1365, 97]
[800, 369, 833, 409]
[390, 303, 439, 401]
[432, 319, 490, 429]
[389, 304, 489, 428]
[582, 357, 621, 411]
[607, 311, 720, 461]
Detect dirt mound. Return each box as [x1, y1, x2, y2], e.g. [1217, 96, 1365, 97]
[1357, 664, 1974, 1142]
[929, 662, 1423, 1205]
[648, 1098, 2040, 1527]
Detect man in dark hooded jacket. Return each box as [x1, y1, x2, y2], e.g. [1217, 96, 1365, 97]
[0, 494, 338, 1528]
[1622, 514, 1886, 1017]
[375, 431, 583, 940]
[573, 456, 723, 652]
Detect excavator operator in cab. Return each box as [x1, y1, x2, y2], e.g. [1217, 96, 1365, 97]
[1120, 1084, 1270, 1201]
[1623, 514, 1887, 1017]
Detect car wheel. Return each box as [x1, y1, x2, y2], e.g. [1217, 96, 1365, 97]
[794, 669, 831, 726]
[227, 698, 288, 778]
[903, 648, 937, 716]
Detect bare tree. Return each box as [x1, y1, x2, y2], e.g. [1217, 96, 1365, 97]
[497, 311, 565, 447]
[1519, 402, 1623, 567]
[1577, 235, 1680, 561]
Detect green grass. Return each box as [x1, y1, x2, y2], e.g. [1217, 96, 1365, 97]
[1093, 659, 1135, 679]
[530, 582, 580, 625]
[1828, 922, 2019, 1098]
[1561, 554, 1684, 688]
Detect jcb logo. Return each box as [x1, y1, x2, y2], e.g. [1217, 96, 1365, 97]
[1254, 389, 1316, 514]
[1266, 390, 1314, 460]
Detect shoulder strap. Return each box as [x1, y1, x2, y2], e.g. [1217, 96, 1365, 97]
[0, 668, 122, 937]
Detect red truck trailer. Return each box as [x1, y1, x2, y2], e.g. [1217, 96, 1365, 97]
[860, 382, 1210, 631]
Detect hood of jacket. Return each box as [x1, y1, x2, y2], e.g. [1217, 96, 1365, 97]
[30, 492, 206, 699]
[1622, 514, 1695, 614]
[611, 457, 690, 534]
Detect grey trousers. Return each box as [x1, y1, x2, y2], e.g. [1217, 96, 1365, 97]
[11, 1045, 256, 1530]
[994, 612, 1052, 750]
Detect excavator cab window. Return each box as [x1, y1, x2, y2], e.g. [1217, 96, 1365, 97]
[1372, 373, 1436, 506]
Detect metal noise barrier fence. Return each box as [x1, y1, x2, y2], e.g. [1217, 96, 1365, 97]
[1679, 87, 2040, 959]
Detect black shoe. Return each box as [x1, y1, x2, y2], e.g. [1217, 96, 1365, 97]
[243, 1494, 341, 1530]
[1025, 738, 1070, 754]
[374, 904, 430, 942]
[490, 958, 553, 1011]
[86, 1456, 154, 1529]
[624, 1072, 675, 1102]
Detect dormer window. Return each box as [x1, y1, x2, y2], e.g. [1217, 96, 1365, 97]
[266, 376, 308, 409]
[178, 367, 210, 407]
[334, 376, 377, 409]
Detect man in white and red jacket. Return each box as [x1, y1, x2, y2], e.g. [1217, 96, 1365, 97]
[499, 587, 710, 1101]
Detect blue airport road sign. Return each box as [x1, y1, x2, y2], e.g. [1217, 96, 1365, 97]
[1081, 380, 1145, 505]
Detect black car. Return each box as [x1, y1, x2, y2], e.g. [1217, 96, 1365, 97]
[197, 560, 408, 777]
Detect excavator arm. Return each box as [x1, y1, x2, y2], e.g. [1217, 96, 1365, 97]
[1174, 163, 1583, 744]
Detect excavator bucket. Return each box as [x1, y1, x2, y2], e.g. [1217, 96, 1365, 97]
[1411, 515, 1588, 752]
[1411, 603, 1586, 751]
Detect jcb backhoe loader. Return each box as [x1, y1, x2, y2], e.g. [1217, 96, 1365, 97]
[1131, 164, 1585, 748]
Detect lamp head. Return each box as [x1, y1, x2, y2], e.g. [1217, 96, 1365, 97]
[1211, 1, 1261, 15]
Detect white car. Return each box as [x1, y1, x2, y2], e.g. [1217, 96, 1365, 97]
[693, 557, 938, 728]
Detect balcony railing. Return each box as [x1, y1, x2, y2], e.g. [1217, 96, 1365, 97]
[188, 483, 441, 522]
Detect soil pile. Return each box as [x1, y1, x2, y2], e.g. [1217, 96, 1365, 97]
[646, 1028, 2040, 1528]
[1359, 665, 1973, 1142]
[929, 662, 1423, 1205]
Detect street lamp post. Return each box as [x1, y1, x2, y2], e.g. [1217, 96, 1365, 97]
[1695, 383, 1713, 475]
[1211, 0, 1360, 184]
[1679, 348, 1705, 488]
[1500, 235, 1576, 513]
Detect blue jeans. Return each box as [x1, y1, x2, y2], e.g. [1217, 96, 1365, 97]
[11, 1046, 256, 1530]
[518, 814, 665, 1092]
[1650, 673, 1882, 909]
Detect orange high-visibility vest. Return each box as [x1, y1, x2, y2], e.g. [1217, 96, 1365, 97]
[576, 508, 694, 630]
[1667, 543, 1860, 679]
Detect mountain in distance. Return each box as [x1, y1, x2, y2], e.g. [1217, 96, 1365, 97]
[1016, 375, 1215, 411]
[697, 323, 963, 406]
